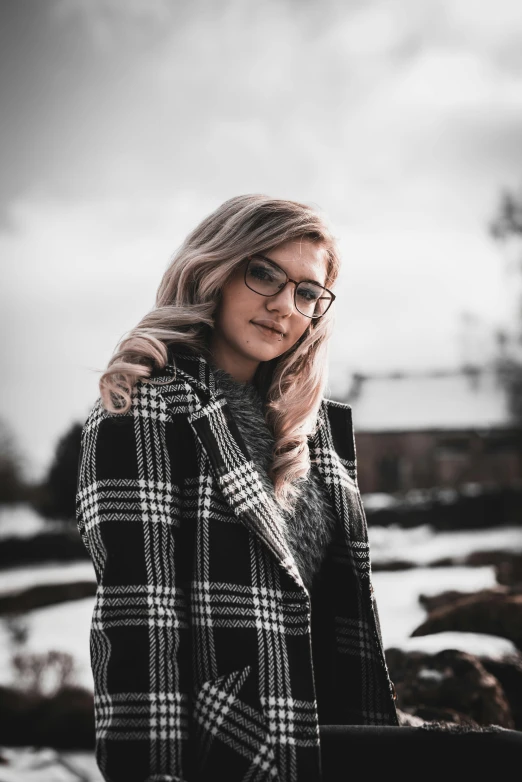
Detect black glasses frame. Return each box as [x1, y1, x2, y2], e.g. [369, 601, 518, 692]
[243, 255, 336, 319]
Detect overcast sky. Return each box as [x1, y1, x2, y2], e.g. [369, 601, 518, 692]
[1, 0, 522, 478]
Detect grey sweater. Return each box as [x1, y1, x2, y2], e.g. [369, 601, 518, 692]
[212, 367, 339, 591]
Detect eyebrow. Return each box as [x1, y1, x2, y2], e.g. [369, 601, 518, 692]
[255, 253, 326, 288]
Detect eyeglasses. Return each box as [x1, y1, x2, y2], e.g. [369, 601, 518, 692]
[243, 255, 336, 319]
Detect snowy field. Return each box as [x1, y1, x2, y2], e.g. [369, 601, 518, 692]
[370, 522, 521, 656]
[0, 747, 103, 782]
[368, 522, 522, 566]
[0, 507, 521, 779]
[372, 565, 516, 655]
[0, 511, 521, 691]
[2, 559, 514, 694]
[0, 504, 55, 539]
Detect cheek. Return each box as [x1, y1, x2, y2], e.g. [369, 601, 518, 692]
[293, 320, 311, 342]
[217, 281, 250, 331]
[217, 301, 236, 334]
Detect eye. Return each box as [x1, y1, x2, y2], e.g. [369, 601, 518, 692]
[248, 261, 276, 282]
[297, 285, 321, 302]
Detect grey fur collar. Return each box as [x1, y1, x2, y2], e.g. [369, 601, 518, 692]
[211, 366, 339, 591]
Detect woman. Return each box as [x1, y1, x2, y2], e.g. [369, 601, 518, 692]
[76, 195, 398, 782]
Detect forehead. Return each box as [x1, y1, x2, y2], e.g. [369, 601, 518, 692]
[264, 239, 328, 285]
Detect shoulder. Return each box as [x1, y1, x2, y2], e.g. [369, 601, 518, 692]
[319, 397, 354, 430]
[317, 397, 357, 464]
[321, 397, 352, 413]
[81, 370, 196, 445]
[81, 397, 128, 443]
[80, 382, 199, 480]
[82, 381, 169, 434]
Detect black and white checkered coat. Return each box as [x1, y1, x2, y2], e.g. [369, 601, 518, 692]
[76, 348, 398, 782]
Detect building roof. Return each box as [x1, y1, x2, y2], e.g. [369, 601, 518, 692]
[345, 367, 513, 432]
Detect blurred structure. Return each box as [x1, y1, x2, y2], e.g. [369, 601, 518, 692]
[0, 419, 25, 504]
[347, 365, 522, 493]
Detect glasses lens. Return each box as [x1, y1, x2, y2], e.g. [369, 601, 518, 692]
[246, 256, 286, 295]
[245, 256, 333, 318]
[296, 282, 332, 317]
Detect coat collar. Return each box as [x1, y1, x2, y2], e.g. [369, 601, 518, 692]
[161, 346, 360, 591]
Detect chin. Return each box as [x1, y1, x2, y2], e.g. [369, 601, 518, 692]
[242, 344, 279, 364]
[249, 348, 279, 363]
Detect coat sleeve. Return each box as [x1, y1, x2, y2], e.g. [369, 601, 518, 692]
[76, 387, 193, 782]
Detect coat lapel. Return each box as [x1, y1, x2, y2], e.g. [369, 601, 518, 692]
[169, 349, 305, 590]
[167, 349, 371, 590]
[310, 399, 372, 580]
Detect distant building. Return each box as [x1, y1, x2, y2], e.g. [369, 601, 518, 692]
[344, 366, 522, 494]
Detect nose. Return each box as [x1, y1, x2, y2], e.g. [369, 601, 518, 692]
[265, 281, 296, 316]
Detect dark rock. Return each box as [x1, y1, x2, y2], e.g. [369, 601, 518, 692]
[496, 553, 522, 587]
[36, 686, 95, 749]
[366, 485, 522, 531]
[418, 589, 487, 613]
[0, 531, 89, 570]
[439, 550, 522, 588]
[464, 550, 511, 567]
[429, 557, 456, 567]
[0, 686, 41, 744]
[411, 589, 522, 650]
[0, 685, 94, 749]
[423, 550, 522, 572]
[385, 648, 514, 729]
[480, 654, 522, 731]
[371, 560, 417, 572]
[0, 581, 96, 615]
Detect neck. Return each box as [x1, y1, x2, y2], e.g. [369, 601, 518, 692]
[208, 341, 259, 383]
[210, 358, 256, 384]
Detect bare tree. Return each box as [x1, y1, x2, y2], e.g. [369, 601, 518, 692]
[39, 422, 83, 520]
[490, 185, 522, 424]
[0, 418, 25, 503]
[490, 188, 522, 243]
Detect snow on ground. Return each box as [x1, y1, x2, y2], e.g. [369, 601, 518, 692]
[0, 513, 519, 777]
[0, 747, 103, 782]
[0, 561, 95, 594]
[372, 565, 500, 650]
[0, 504, 61, 539]
[369, 524, 522, 565]
[0, 524, 518, 695]
[0, 562, 508, 694]
[0, 597, 95, 692]
[395, 632, 518, 658]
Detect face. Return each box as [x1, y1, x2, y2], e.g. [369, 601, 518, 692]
[210, 239, 329, 382]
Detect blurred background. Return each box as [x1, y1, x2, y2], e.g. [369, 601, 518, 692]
[1, 0, 522, 778]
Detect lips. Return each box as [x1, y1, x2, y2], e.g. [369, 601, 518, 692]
[251, 321, 285, 339]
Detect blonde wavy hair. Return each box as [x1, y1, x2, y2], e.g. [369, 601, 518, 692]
[101, 194, 341, 511]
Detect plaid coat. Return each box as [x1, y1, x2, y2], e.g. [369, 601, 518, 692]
[76, 348, 398, 782]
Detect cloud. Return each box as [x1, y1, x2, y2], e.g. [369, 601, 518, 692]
[2, 0, 522, 472]
[2, 0, 522, 218]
